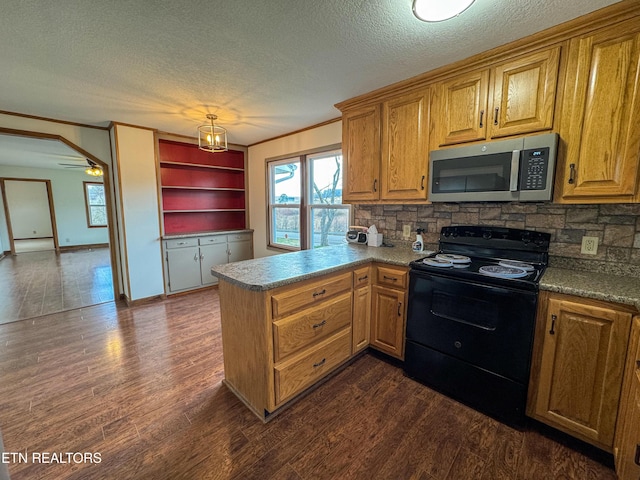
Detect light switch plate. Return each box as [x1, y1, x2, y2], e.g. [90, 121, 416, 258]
[581, 236, 599, 255]
[402, 224, 411, 240]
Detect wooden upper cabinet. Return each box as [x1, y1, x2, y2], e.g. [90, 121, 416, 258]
[342, 105, 381, 202]
[381, 89, 430, 200]
[490, 47, 560, 138]
[558, 27, 640, 202]
[433, 47, 560, 148]
[433, 69, 489, 147]
[530, 293, 632, 451]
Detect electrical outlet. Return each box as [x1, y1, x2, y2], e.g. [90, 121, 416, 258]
[581, 236, 599, 255]
[402, 224, 412, 240]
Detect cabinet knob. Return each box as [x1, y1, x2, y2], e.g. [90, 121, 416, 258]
[313, 358, 326, 368]
[312, 320, 327, 329]
[194, 254, 198, 262]
[549, 314, 557, 335]
[312, 289, 326, 298]
[568, 164, 576, 184]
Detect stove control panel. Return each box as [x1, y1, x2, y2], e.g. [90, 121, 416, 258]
[440, 226, 550, 251]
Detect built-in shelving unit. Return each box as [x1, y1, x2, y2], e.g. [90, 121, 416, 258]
[158, 139, 246, 234]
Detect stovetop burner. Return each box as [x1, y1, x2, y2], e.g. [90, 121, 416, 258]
[409, 226, 550, 291]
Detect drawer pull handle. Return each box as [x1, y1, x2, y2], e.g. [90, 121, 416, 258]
[312, 289, 326, 298]
[312, 320, 327, 329]
[358, 275, 368, 281]
[383, 275, 398, 282]
[479, 109, 484, 128]
[373, 179, 378, 192]
[177, 241, 187, 245]
[636, 360, 640, 370]
[549, 314, 556, 335]
[635, 444, 640, 466]
[420, 175, 425, 190]
[493, 107, 499, 126]
[568, 163, 576, 184]
[398, 302, 402, 317]
[313, 358, 326, 368]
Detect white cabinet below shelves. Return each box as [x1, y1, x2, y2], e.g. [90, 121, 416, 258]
[163, 232, 253, 293]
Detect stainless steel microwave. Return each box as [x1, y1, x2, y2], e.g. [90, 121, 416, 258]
[428, 133, 558, 202]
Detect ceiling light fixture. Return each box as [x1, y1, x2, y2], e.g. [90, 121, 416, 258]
[412, 0, 475, 22]
[85, 164, 103, 176]
[198, 114, 228, 153]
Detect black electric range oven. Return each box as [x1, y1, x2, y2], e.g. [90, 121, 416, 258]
[404, 225, 550, 427]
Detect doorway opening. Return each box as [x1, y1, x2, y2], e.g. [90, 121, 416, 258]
[0, 130, 119, 324]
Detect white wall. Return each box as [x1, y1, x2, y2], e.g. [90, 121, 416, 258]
[111, 124, 164, 301]
[247, 121, 342, 259]
[0, 165, 108, 247]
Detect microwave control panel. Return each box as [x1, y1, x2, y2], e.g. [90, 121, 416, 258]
[519, 147, 549, 190]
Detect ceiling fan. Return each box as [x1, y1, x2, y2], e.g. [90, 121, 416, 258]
[58, 158, 103, 176]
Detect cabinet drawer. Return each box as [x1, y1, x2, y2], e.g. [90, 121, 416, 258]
[271, 272, 352, 319]
[273, 292, 352, 361]
[199, 235, 227, 245]
[375, 265, 408, 289]
[165, 238, 198, 249]
[274, 328, 351, 405]
[228, 233, 251, 242]
[353, 267, 371, 289]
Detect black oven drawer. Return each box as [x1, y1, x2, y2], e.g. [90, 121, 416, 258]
[406, 270, 537, 383]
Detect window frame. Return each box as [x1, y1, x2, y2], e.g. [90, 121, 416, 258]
[266, 145, 351, 251]
[83, 181, 107, 228]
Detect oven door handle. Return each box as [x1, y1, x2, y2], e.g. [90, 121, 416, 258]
[510, 150, 520, 192]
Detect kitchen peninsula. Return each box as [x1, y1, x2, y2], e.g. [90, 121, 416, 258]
[211, 242, 640, 424]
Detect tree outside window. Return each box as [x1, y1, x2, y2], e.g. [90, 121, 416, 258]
[267, 148, 350, 251]
[84, 182, 107, 227]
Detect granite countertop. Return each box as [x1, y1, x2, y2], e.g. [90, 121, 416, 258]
[540, 267, 640, 311]
[211, 243, 640, 311]
[210, 243, 426, 291]
[163, 229, 253, 240]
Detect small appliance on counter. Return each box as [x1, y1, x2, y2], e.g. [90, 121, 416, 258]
[346, 226, 368, 244]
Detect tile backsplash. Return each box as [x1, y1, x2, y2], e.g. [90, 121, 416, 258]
[354, 203, 640, 277]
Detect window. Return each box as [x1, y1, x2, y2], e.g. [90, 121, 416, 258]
[268, 148, 350, 250]
[84, 182, 107, 227]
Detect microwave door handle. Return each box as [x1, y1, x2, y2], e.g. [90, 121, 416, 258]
[510, 150, 520, 191]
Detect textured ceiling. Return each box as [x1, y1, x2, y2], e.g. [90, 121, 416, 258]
[0, 0, 621, 147]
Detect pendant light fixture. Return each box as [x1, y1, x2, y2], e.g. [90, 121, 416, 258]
[85, 164, 103, 176]
[412, 0, 475, 22]
[198, 114, 228, 153]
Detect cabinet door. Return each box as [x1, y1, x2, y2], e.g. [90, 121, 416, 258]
[615, 316, 640, 480]
[199, 243, 229, 286]
[166, 246, 202, 292]
[533, 296, 632, 450]
[370, 285, 406, 359]
[489, 47, 560, 138]
[380, 89, 430, 200]
[228, 240, 252, 263]
[433, 69, 489, 147]
[559, 28, 640, 202]
[342, 105, 381, 201]
[352, 285, 371, 353]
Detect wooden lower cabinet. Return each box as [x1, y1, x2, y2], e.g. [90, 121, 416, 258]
[352, 267, 371, 353]
[528, 291, 633, 451]
[614, 316, 640, 480]
[219, 269, 356, 420]
[370, 264, 408, 360]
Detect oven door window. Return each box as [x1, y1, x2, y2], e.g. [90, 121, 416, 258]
[432, 152, 514, 193]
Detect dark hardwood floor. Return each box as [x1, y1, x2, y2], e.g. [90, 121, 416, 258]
[0, 289, 616, 479]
